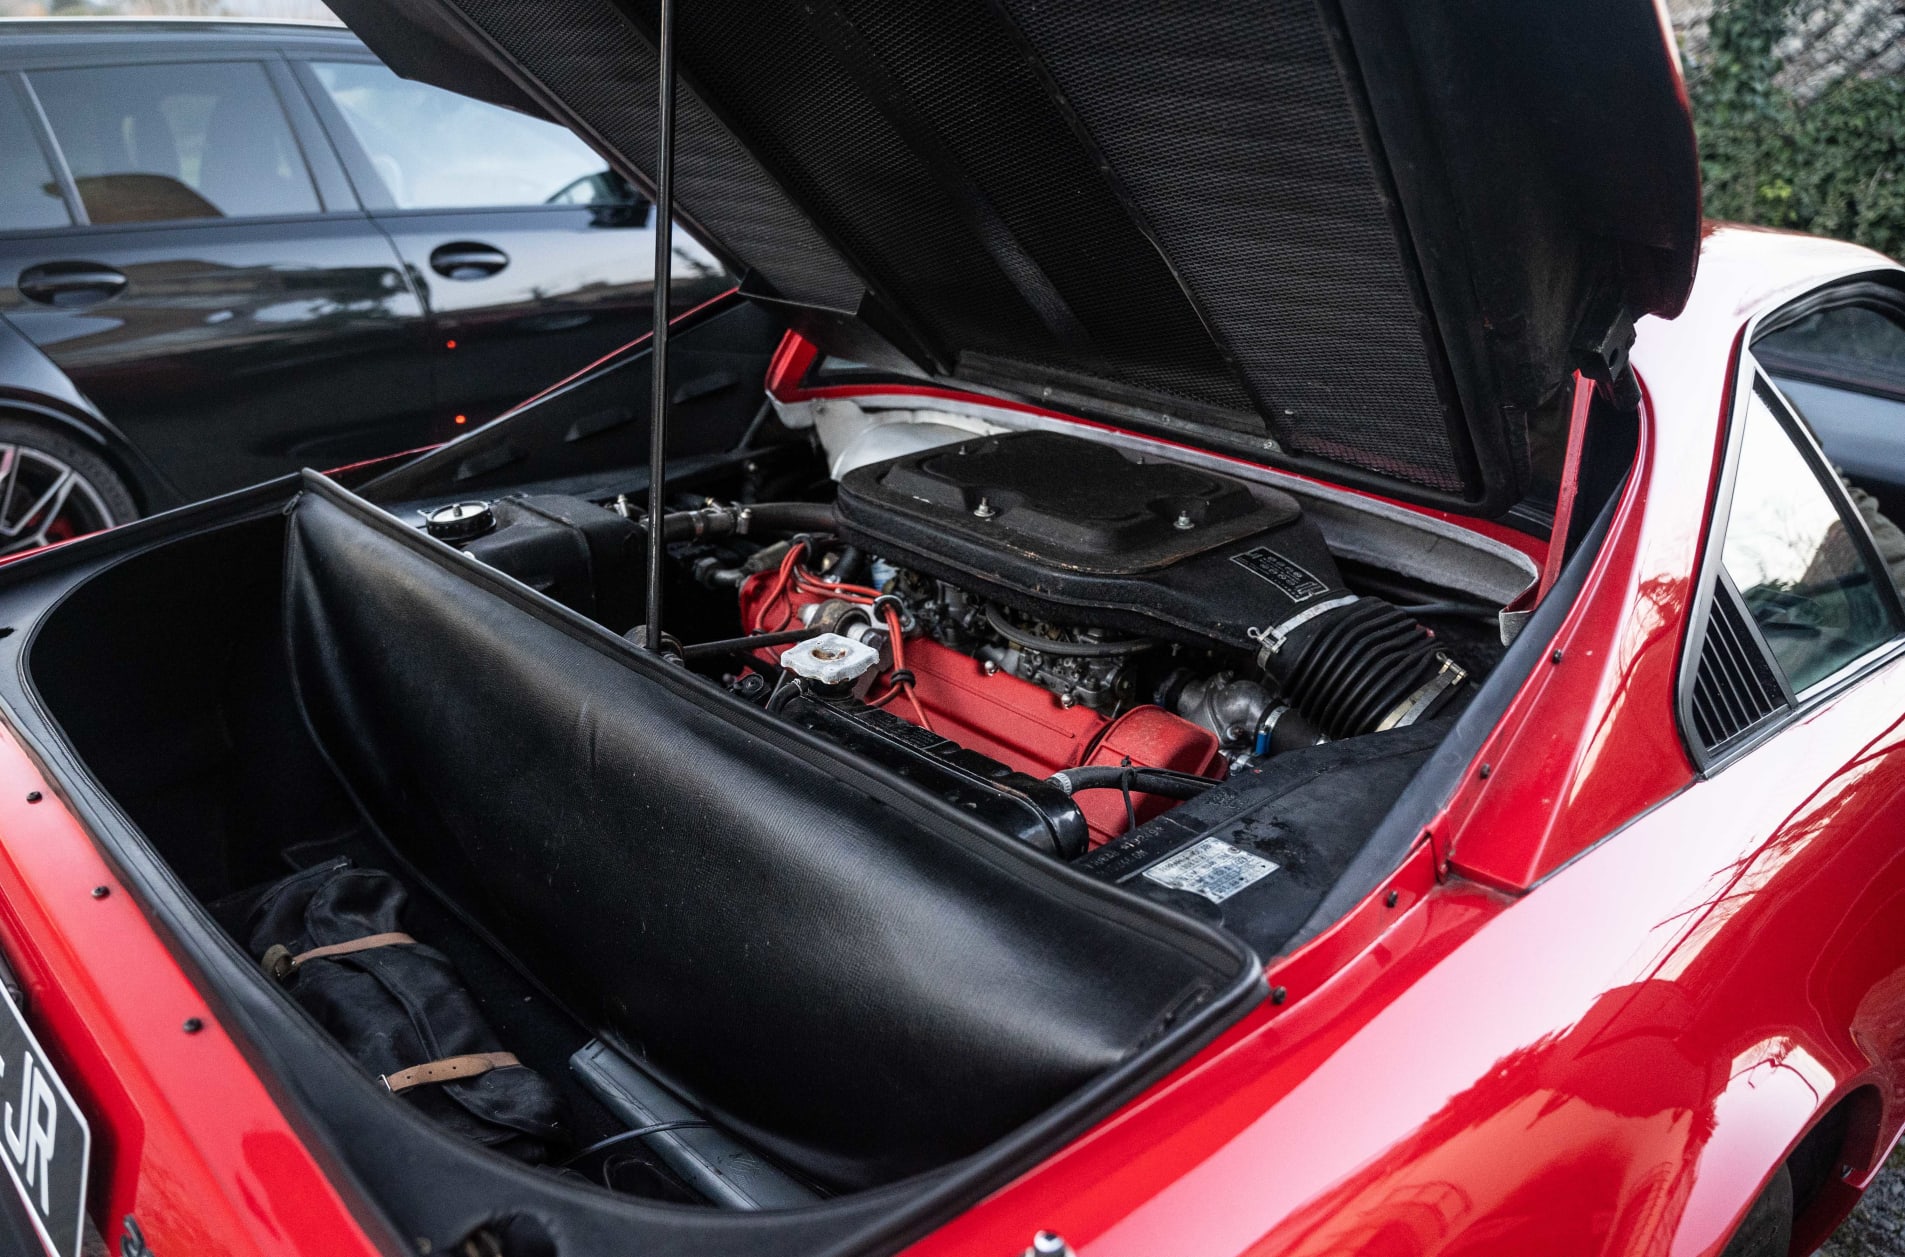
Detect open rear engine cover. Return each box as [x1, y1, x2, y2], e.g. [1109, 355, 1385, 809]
[835, 431, 1348, 647]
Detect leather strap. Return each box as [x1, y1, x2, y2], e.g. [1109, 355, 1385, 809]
[263, 931, 416, 981]
[381, 1051, 522, 1094]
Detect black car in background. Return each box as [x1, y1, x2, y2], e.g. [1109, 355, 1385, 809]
[0, 19, 728, 552]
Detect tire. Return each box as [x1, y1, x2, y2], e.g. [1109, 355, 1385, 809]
[0, 418, 137, 556]
[1721, 1164, 1795, 1257]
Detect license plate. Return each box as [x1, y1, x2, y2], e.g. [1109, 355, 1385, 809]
[0, 988, 88, 1257]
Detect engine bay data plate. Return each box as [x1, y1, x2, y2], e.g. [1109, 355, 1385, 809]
[1141, 838, 1279, 904]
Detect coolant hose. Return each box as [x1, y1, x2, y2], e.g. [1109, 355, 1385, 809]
[1048, 766, 1218, 800]
[658, 501, 836, 542]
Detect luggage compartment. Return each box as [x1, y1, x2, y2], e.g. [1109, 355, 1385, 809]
[18, 477, 1261, 1256]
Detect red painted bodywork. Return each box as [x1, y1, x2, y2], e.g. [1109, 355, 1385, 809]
[0, 726, 373, 1255]
[0, 228, 1901, 1257]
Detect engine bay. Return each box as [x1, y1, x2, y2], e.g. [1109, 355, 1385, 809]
[8, 385, 1543, 1235]
[406, 418, 1516, 954]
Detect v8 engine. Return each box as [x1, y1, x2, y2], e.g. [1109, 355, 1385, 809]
[832, 431, 1469, 742]
[423, 429, 1470, 862]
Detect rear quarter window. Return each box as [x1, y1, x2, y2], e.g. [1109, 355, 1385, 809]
[1720, 381, 1899, 692]
[29, 60, 320, 223]
[0, 79, 71, 231]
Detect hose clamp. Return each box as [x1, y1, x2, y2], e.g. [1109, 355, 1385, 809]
[1251, 703, 1294, 756]
[1249, 594, 1359, 665]
[1251, 704, 1288, 756]
[1376, 655, 1469, 731]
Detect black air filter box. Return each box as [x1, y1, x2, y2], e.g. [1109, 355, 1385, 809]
[835, 431, 1345, 648]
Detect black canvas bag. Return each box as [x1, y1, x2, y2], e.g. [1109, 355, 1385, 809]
[245, 858, 566, 1161]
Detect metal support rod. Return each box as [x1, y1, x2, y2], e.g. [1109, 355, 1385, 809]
[678, 627, 825, 664]
[643, 0, 679, 649]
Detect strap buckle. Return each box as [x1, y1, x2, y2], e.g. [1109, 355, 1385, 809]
[262, 931, 418, 983]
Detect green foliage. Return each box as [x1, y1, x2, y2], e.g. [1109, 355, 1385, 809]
[1693, 0, 1799, 225]
[1792, 75, 1905, 257]
[1690, 0, 1905, 257]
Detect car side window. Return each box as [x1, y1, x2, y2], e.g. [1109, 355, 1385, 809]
[29, 61, 319, 224]
[1756, 304, 1905, 390]
[309, 61, 639, 212]
[0, 82, 71, 232]
[1720, 380, 1899, 693]
[1753, 299, 1905, 536]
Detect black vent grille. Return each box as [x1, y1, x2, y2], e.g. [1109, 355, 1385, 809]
[438, 0, 1479, 496]
[1691, 581, 1787, 753]
[997, 0, 1467, 492]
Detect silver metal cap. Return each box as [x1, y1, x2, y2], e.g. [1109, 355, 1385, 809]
[781, 632, 882, 685]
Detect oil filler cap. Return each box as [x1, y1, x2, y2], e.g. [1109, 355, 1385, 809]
[782, 632, 881, 686]
[424, 500, 496, 545]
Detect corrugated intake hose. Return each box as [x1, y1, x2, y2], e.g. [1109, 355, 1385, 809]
[1263, 598, 1465, 741]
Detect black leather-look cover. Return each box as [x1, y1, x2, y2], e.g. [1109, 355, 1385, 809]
[283, 480, 1246, 1191]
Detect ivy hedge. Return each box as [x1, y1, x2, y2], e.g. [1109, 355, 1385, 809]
[1693, 0, 1905, 257]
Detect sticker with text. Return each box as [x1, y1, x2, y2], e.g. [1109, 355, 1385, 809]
[1141, 837, 1279, 904]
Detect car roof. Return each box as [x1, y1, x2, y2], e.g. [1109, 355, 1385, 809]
[1649, 225, 1899, 349]
[0, 18, 361, 50]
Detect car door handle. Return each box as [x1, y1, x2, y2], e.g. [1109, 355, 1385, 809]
[16, 261, 129, 308]
[429, 243, 510, 281]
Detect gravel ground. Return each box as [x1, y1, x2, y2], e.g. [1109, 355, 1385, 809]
[1819, 1148, 1905, 1256]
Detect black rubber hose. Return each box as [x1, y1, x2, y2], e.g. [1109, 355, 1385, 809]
[656, 501, 837, 542]
[1271, 598, 1455, 739]
[984, 606, 1153, 657]
[1049, 766, 1218, 799]
[824, 544, 866, 586]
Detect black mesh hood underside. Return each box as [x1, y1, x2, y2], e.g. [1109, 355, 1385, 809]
[338, 0, 1701, 513]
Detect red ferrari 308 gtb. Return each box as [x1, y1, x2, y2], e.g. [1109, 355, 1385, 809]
[0, 2, 1899, 1256]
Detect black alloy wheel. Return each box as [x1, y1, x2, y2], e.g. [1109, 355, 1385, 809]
[0, 420, 137, 557]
